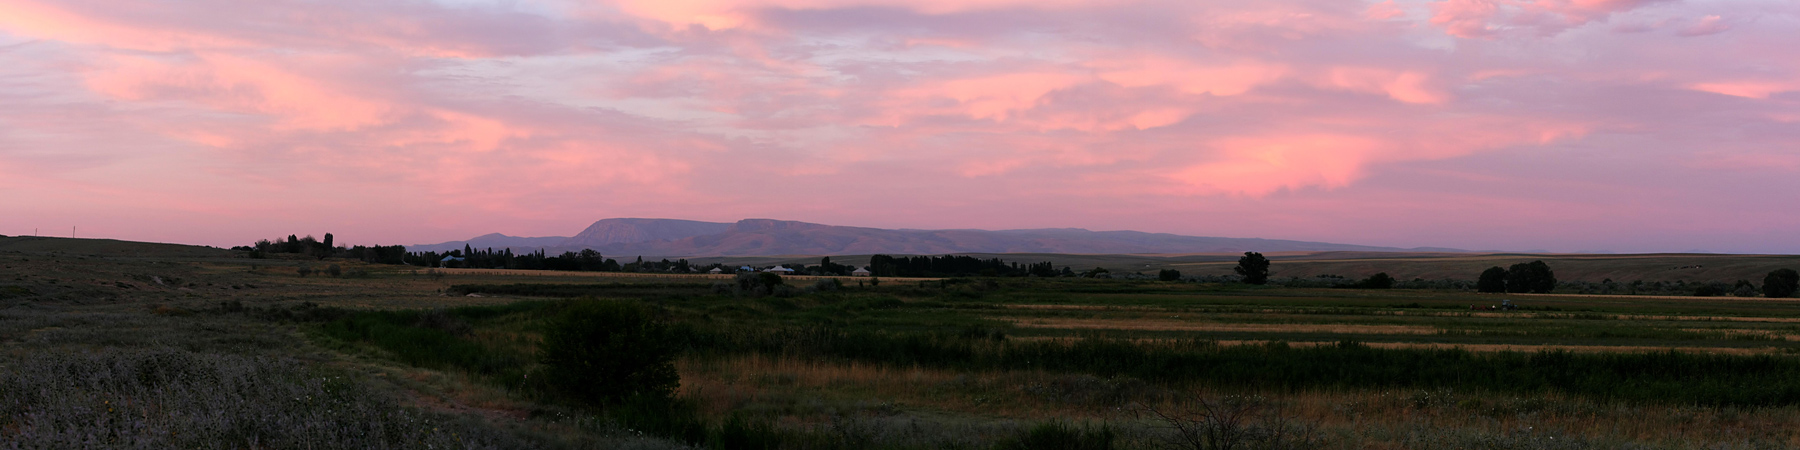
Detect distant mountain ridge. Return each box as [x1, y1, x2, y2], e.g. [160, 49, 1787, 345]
[410, 218, 1463, 256]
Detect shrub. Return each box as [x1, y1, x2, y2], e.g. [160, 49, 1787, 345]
[1355, 272, 1395, 289]
[1695, 282, 1729, 297]
[538, 299, 680, 406]
[1477, 267, 1507, 293]
[296, 265, 313, 277]
[1504, 261, 1556, 293]
[1765, 269, 1799, 298]
[1159, 269, 1183, 282]
[327, 264, 343, 277]
[1732, 280, 1759, 297]
[758, 272, 784, 287]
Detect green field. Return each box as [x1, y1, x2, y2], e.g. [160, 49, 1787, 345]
[4, 236, 1800, 449]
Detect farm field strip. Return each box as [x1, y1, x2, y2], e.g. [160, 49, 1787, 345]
[998, 336, 1793, 355]
[1002, 303, 1800, 323]
[1007, 318, 1440, 334]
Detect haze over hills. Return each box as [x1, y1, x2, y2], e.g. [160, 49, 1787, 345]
[411, 218, 1465, 257]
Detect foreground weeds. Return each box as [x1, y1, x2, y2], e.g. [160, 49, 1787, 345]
[0, 347, 534, 449]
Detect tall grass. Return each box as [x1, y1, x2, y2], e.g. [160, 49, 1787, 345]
[317, 299, 1800, 408]
[317, 308, 534, 384]
[0, 348, 536, 449]
[672, 325, 1800, 407]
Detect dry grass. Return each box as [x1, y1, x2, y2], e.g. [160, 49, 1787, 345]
[674, 354, 1800, 448]
[431, 267, 936, 282]
[1010, 318, 1439, 335]
[676, 354, 1139, 421]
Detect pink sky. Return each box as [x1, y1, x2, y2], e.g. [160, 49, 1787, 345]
[1, 0, 1797, 253]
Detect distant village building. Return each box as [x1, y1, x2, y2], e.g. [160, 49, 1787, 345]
[851, 267, 871, 277]
[767, 266, 795, 274]
[708, 267, 724, 274]
[439, 255, 464, 268]
[738, 266, 755, 272]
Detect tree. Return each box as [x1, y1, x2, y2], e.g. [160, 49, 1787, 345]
[322, 233, 334, 248]
[1158, 269, 1183, 281]
[1504, 261, 1556, 294]
[1235, 252, 1270, 285]
[1765, 269, 1800, 298]
[1477, 267, 1508, 293]
[1732, 280, 1759, 297]
[1357, 272, 1394, 289]
[537, 300, 680, 406]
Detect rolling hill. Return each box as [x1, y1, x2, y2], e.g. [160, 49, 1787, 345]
[413, 218, 1463, 257]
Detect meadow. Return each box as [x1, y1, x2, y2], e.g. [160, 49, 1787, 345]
[4, 235, 1800, 449]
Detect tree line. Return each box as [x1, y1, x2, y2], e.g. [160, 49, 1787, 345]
[237, 235, 1800, 297]
[868, 254, 1066, 277]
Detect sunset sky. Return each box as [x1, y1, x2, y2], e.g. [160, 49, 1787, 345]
[2, 0, 1796, 253]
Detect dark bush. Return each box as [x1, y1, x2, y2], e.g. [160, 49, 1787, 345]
[1732, 280, 1759, 297]
[1355, 272, 1394, 289]
[538, 299, 680, 406]
[1505, 261, 1556, 293]
[1765, 269, 1799, 298]
[1159, 269, 1182, 282]
[1477, 267, 1507, 293]
[327, 264, 343, 277]
[1695, 282, 1729, 297]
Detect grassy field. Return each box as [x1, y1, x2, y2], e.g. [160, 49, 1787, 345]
[5, 236, 1800, 448]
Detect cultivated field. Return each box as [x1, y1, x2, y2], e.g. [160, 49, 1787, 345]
[4, 235, 1800, 449]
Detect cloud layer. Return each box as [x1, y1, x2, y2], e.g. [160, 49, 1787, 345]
[1, 0, 1796, 252]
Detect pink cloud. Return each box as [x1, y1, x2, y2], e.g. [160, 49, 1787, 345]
[1689, 81, 1798, 99]
[1430, 0, 1666, 38]
[1, 0, 1798, 253]
[1678, 15, 1734, 37]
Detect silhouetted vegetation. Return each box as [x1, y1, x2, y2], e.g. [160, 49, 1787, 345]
[1235, 252, 1270, 285]
[539, 300, 681, 406]
[1477, 267, 1507, 293]
[1504, 261, 1557, 293]
[1766, 269, 1799, 298]
[869, 254, 1062, 277]
[1351, 272, 1394, 289]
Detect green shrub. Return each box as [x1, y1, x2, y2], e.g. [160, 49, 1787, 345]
[538, 299, 680, 406]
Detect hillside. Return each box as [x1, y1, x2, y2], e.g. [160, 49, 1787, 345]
[416, 218, 1458, 257]
[0, 235, 232, 258]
